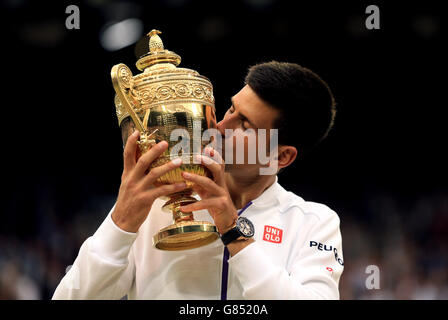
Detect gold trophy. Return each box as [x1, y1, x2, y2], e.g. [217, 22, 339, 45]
[111, 30, 219, 251]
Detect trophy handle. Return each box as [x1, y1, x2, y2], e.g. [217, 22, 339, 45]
[111, 63, 146, 133]
[112, 63, 155, 152]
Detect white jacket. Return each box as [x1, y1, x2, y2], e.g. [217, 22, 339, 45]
[52, 178, 344, 300]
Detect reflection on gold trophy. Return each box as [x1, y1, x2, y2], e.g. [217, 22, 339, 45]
[111, 29, 219, 250]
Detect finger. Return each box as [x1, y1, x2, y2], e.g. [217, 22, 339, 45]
[191, 186, 209, 203]
[182, 171, 222, 194]
[142, 157, 183, 187]
[194, 154, 224, 185]
[133, 141, 168, 178]
[180, 198, 218, 213]
[204, 147, 224, 165]
[191, 184, 207, 198]
[150, 182, 187, 199]
[123, 130, 140, 173]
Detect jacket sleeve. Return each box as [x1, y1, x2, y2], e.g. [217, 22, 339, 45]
[228, 210, 344, 300]
[52, 208, 137, 300]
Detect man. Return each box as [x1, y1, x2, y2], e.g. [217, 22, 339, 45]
[53, 61, 343, 299]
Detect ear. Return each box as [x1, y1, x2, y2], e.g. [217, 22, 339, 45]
[277, 145, 297, 170]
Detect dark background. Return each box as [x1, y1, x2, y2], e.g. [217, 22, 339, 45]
[0, 0, 446, 299]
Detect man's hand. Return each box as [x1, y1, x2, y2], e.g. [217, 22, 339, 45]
[111, 131, 186, 233]
[180, 149, 255, 255]
[179, 149, 238, 235]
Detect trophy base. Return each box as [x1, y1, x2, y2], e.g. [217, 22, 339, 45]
[153, 220, 219, 251]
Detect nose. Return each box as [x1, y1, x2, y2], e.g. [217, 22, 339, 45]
[217, 112, 238, 135]
[217, 114, 232, 135]
[216, 118, 226, 135]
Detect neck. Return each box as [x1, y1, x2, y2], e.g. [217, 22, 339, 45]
[225, 172, 276, 209]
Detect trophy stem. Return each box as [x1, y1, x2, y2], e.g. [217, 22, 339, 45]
[152, 190, 219, 251]
[162, 190, 197, 222]
[172, 209, 194, 224]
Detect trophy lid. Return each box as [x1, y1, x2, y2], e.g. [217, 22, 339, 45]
[112, 29, 215, 128]
[136, 30, 182, 71]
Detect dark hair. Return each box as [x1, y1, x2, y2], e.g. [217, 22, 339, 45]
[245, 61, 336, 155]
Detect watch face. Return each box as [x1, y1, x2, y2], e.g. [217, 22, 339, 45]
[236, 217, 255, 237]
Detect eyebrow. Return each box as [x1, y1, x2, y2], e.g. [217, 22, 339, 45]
[230, 97, 258, 129]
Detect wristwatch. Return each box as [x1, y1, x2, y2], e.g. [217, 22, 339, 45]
[220, 216, 255, 246]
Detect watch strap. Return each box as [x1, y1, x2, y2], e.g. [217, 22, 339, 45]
[220, 227, 242, 246]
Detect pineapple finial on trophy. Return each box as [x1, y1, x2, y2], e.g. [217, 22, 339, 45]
[135, 29, 181, 71]
[148, 29, 164, 52]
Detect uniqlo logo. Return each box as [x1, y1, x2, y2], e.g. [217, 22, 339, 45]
[263, 225, 283, 243]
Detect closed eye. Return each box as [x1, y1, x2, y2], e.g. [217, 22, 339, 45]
[239, 116, 250, 130]
[230, 98, 257, 130]
[227, 105, 248, 129]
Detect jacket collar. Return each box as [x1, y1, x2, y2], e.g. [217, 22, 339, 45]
[249, 176, 306, 213]
[250, 176, 282, 208]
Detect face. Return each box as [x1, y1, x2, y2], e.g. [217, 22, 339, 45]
[216, 85, 280, 175]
